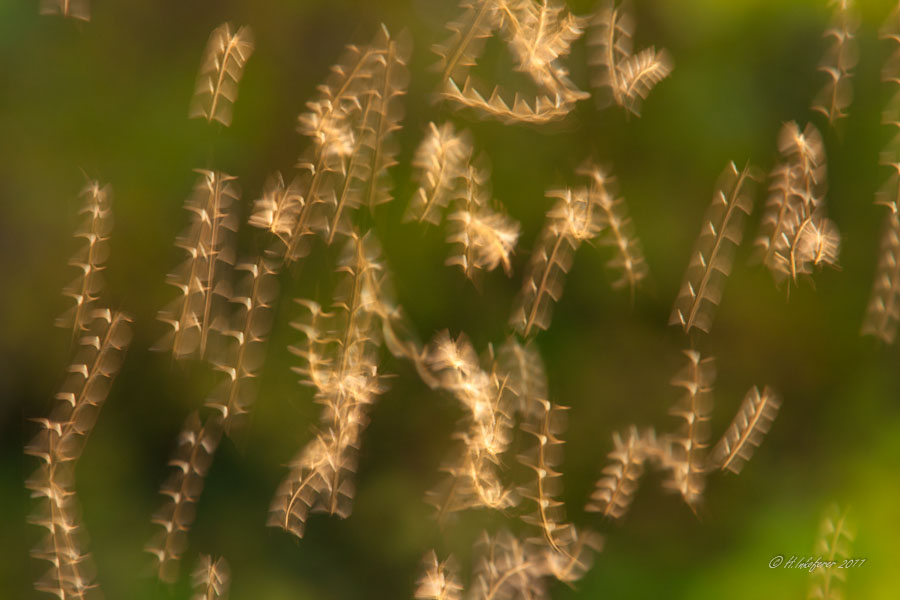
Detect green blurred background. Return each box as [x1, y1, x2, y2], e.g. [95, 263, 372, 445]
[2, 0, 899, 598]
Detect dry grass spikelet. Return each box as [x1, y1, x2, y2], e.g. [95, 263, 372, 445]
[26, 310, 132, 599]
[249, 172, 306, 255]
[192, 555, 231, 600]
[469, 530, 546, 600]
[433, 0, 501, 84]
[146, 412, 224, 583]
[283, 161, 329, 263]
[56, 181, 113, 343]
[285, 26, 411, 248]
[428, 332, 513, 461]
[40, 0, 89, 21]
[26, 458, 99, 600]
[708, 386, 781, 475]
[670, 161, 758, 334]
[317, 93, 376, 245]
[518, 400, 570, 551]
[861, 198, 900, 343]
[498, 0, 588, 98]
[862, 16, 900, 343]
[277, 27, 400, 260]
[754, 122, 839, 289]
[356, 248, 429, 382]
[510, 185, 602, 337]
[30, 311, 133, 465]
[272, 398, 385, 533]
[28, 205, 130, 600]
[297, 36, 383, 163]
[465, 527, 599, 598]
[495, 336, 547, 420]
[588, 0, 672, 116]
[157, 170, 239, 360]
[435, 0, 587, 123]
[586, 426, 656, 520]
[189, 23, 255, 127]
[406, 122, 474, 225]
[320, 27, 412, 244]
[363, 26, 412, 210]
[206, 257, 280, 434]
[881, 2, 900, 151]
[541, 527, 602, 584]
[269, 232, 389, 538]
[811, 0, 858, 127]
[425, 332, 517, 517]
[445, 161, 521, 281]
[517, 398, 601, 582]
[808, 505, 854, 600]
[579, 162, 648, 298]
[415, 551, 463, 600]
[663, 350, 715, 512]
[440, 77, 576, 123]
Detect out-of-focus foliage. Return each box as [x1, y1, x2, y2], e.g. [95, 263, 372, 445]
[1, 1, 899, 599]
